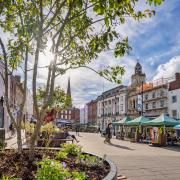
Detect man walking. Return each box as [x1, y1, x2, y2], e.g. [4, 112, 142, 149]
[104, 123, 112, 144]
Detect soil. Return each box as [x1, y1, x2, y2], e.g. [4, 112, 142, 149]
[0, 149, 110, 180]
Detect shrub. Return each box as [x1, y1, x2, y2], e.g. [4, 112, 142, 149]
[71, 171, 87, 180]
[56, 151, 68, 160]
[37, 159, 71, 180]
[77, 154, 104, 167]
[61, 143, 82, 156]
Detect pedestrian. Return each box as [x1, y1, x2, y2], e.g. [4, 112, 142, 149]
[9, 122, 15, 137]
[104, 123, 112, 144]
[75, 125, 80, 136]
[64, 128, 79, 143]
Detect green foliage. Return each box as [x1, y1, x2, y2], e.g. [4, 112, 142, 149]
[77, 154, 104, 167]
[1, 175, 19, 180]
[25, 122, 35, 133]
[71, 171, 87, 180]
[36, 159, 71, 180]
[159, 127, 165, 135]
[37, 158, 87, 180]
[37, 86, 71, 110]
[61, 143, 82, 156]
[56, 151, 68, 160]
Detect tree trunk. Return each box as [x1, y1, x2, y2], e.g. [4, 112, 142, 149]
[17, 125, 22, 152]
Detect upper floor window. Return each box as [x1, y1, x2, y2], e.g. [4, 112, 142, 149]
[172, 110, 177, 119]
[160, 90, 164, 97]
[152, 92, 155, 99]
[172, 96, 177, 103]
[152, 102, 156, 109]
[145, 94, 148, 100]
[160, 100, 164, 108]
[120, 104, 123, 111]
[145, 103, 148, 110]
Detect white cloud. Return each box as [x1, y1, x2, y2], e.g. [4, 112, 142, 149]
[153, 55, 180, 80]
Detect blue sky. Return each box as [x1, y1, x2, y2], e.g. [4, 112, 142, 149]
[66, 0, 180, 107]
[1, 0, 180, 108]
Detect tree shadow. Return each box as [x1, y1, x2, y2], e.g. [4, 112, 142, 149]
[108, 143, 135, 151]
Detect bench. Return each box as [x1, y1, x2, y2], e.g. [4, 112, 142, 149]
[37, 132, 74, 147]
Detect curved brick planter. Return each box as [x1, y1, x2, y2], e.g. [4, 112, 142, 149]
[4, 147, 117, 180]
[84, 151, 117, 180]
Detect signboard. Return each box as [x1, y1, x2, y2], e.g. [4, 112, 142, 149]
[137, 95, 142, 111]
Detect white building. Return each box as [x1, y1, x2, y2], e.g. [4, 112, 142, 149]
[168, 73, 180, 120]
[97, 85, 127, 130]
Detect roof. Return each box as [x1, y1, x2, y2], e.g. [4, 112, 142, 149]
[125, 116, 150, 126]
[142, 114, 180, 126]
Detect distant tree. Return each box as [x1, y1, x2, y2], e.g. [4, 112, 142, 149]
[0, 0, 163, 158]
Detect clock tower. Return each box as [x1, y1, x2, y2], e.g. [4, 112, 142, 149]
[131, 62, 146, 88]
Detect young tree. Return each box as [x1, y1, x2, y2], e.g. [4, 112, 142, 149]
[0, 0, 163, 157]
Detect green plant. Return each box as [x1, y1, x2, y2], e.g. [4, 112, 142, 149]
[61, 143, 82, 156]
[77, 154, 104, 167]
[37, 159, 71, 180]
[56, 151, 68, 160]
[1, 175, 19, 180]
[71, 171, 87, 180]
[159, 127, 165, 135]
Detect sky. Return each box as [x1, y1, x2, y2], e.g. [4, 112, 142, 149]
[65, 0, 180, 107]
[2, 0, 180, 108]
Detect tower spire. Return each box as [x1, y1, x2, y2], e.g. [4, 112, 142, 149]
[67, 76, 72, 107]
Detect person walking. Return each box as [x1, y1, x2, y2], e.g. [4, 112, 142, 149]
[104, 123, 112, 144]
[75, 125, 80, 136]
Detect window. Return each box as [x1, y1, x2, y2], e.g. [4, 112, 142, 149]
[120, 104, 123, 111]
[145, 94, 148, 100]
[172, 110, 177, 118]
[65, 115, 67, 119]
[145, 103, 148, 110]
[152, 92, 155, 99]
[160, 100, 164, 108]
[172, 96, 177, 103]
[61, 115, 63, 119]
[69, 110, 71, 114]
[152, 102, 156, 109]
[160, 90, 164, 97]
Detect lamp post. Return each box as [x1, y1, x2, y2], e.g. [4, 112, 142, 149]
[0, 96, 5, 148]
[141, 80, 144, 116]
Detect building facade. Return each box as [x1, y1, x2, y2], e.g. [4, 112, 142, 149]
[97, 85, 127, 130]
[127, 62, 146, 119]
[86, 100, 97, 125]
[142, 83, 168, 119]
[168, 73, 180, 119]
[57, 107, 80, 123]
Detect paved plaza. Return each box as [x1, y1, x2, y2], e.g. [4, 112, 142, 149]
[76, 132, 180, 180]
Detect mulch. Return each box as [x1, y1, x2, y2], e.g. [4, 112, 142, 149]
[0, 149, 110, 180]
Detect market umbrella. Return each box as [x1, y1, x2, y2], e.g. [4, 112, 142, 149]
[173, 124, 180, 129]
[112, 116, 132, 125]
[142, 114, 180, 126]
[125, 116, 150, 126]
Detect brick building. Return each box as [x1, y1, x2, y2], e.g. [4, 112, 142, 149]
[57, 107, 80, 123]
[86, 100, 97, 125]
